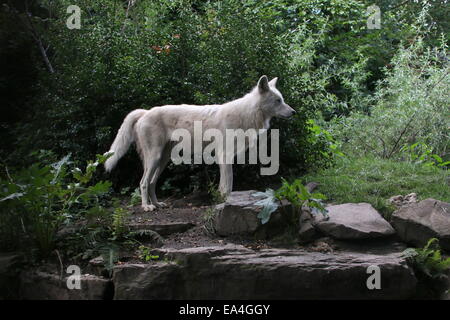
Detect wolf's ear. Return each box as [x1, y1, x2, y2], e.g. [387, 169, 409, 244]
[269, 77, 278, 87]
[257, 75, 270, 93]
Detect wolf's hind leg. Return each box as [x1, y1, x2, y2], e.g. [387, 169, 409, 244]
[139, 136, 165, 212]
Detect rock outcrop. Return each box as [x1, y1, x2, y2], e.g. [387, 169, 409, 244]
[214, 191, 293, 237]
[391, 198, 450, 250]
[19, 269, 112, 300]
[113, 244, 417, 300]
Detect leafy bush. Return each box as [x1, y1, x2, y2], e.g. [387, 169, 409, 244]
[0, 153, 112, 257]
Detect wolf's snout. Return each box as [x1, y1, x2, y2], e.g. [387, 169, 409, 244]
[287, 105, 296, 118]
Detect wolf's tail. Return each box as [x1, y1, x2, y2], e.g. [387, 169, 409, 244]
[104, 109, 147, 172]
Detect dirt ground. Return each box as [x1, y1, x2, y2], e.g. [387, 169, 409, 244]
[124, 191, 336, 253]
[125, 192, 282, 250]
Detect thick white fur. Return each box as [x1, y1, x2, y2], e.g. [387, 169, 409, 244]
[105, 76, 295, 211]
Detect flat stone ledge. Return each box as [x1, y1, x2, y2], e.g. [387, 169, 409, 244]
[112, 245, 417, 300]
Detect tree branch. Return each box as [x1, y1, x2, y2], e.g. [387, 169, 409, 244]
[8, 0, 55, 73]
[121, 0, 136, 34]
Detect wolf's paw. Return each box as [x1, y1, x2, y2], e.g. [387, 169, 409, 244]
[142, 204, 157, 212]
[156, 202, 167, 208]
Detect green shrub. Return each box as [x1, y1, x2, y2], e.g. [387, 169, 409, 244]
[332, 27, 449, 161]
[0, 153, 112, 257]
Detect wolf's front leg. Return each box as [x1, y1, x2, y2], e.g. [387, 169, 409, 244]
[218, 163, 233, 197]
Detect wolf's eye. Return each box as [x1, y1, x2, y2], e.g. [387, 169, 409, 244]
[276, 98, 281, 103]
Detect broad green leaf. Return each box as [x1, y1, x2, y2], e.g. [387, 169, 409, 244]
[252, 189, 280, 225]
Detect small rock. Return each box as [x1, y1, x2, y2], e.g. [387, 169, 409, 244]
[298, 209, 317, 243]
[391, 198, 450, 250]
[305, 182, 319, 193]
[389, 193, 418, 208]
[309, 239, 334, 253]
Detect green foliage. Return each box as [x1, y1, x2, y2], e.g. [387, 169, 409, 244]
[333, 31, 449, 161]
[138, 245, 160, 262]
[0, 153, 112, 256]
[110, 203, 129, 241]
[401, 142, 450, 168]
[275, 178, 328, 217]
[128, 188, 142, 206]
[403, 238, 450, 279]
[252, 178, 328, 225]
[99, 244, 120, 275]
[207, 182, 225, 204]
[303, 156, 450, 218]
[307, 119, 345, 163]
[201, 207, 217, 235]
[4, 0, 378, 190]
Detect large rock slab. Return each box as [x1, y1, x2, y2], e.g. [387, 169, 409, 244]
[314, 203, 395, 240]
[214, 190, 293, 237]
[391, 198, 450, 250]
[113, 245, 417, 300]
[20, 269, 112, 300]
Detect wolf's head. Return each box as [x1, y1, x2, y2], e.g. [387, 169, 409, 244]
[256, 75, 296, 119]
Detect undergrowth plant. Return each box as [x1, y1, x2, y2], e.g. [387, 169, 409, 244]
[403, 238, 450, 279]
[252, 178, 328, 225]
[275, 178, 328, 217]
[202, 207, 217, 235]
[0, 153, 113, 257]
[208, 182, 225, 204]
[400, 142, 450, 168]
[138, 245, 160, 262]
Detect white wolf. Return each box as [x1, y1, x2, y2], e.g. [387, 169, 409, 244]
[104, 75, 296, 211]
